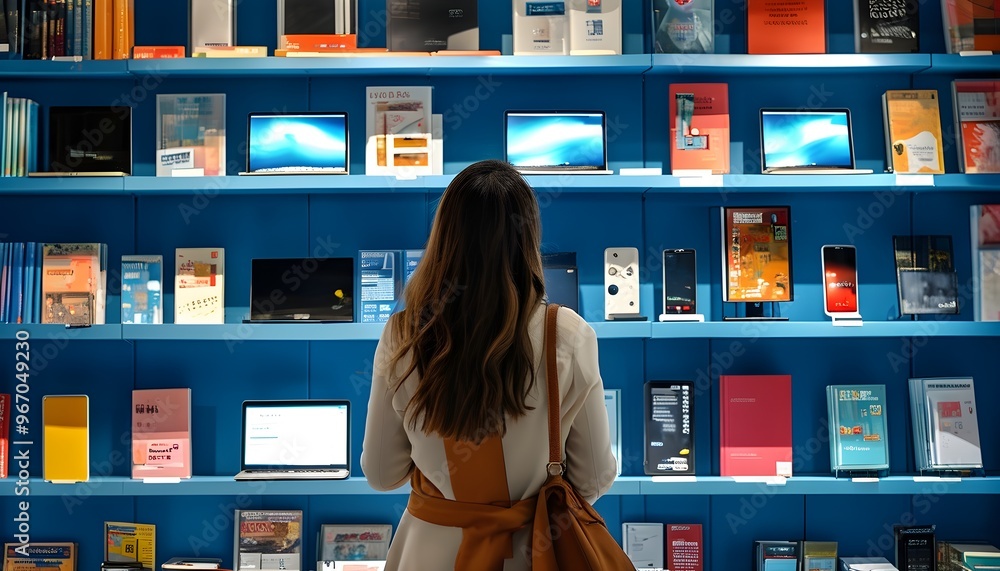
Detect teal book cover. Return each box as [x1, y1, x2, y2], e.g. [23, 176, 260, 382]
[829, 385, 889, 471]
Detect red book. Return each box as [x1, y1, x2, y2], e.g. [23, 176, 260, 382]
[720, 374, 792, 477]
[953, 80, 1000, 174]
[747, 0, 826, 54]
[667, 524, 703, 571]
[0, 394, 10, 479]
[133, 46, 186, 59]
[668, 83, 730, 175]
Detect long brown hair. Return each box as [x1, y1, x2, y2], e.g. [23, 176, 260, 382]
[388, 159, 546, 441]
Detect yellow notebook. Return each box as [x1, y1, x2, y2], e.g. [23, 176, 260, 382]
[882, 90, 946, 174]
[42, 395, 89, 483]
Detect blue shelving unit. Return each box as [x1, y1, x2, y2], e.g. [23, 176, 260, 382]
[649, 54, 932, 75]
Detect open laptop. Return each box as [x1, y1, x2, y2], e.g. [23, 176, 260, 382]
[542, 252, 579, 312]
[29, 106, 131, 176]
[239, 111, 349, 175]
[504, 111, 613, 174]
[760, 108, 873, 174]
[234, 399, 351, 480]
[247, 257, 354, 322]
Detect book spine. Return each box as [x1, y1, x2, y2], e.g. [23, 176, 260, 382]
[0, 393, 9, 479]
[92, 0, 109, 59]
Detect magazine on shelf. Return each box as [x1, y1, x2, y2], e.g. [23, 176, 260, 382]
[104, 521, 156, 570]
[365, 86, 433, 176]
[156, 94, 226, 176]
[827, 385, 889, 474]
[121, 255, 163, 324]
[653, 0, 713, 54]
[131, 388, 192, 479]
[234, 510, 303, 571]
[971, 204, 1000, 321]
[175, 248, 225, 324]
[317, 524, 392, 563]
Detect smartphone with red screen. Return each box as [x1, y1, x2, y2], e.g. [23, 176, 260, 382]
[822, 245, 859, 316]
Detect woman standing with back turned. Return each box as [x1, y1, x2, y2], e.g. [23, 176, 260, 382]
[361, 159, 618, 570]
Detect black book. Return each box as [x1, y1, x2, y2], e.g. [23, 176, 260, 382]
[643, 381, 695, 476]
[894, 525, 936, 571]
[854, 0, 920, 53]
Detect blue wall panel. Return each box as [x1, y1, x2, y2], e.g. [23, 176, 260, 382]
[711, 495, 805, 571]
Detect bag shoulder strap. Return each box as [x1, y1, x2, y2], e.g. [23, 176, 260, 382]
[544, 303, 563, 474]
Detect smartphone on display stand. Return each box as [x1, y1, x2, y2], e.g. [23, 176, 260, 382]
[659, 248, 703, 322]
[821, 244, 862, 325]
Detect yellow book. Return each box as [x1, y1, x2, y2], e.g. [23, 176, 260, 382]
[3, 542, 77, 571]
[883, 90, 946, 174]
[42, 395, 89, 483]
[104, 522, 156, 570]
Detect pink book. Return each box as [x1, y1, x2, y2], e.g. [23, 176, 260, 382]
[132, 388, 192, 479]
[719, 375, 792, 477]
[667, 524, 703, 571]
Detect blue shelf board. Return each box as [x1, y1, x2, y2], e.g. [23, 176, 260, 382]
[0, 323, 123, 340]
[122, 323, 385, 341]
[640, 476, 1000, 495]
[590, 321, 653, 339]
[126, 55, 652, 77]
[650, 53, 930, 75]
[924, 53, 1000, 74]
[0, 176, 126, 195]
[0, 477, 127, 496]
[0, 59, 131, 78]
[124, 175, 443, 195]
[651, 321, 1000, 339]
[120, 476, 405, 495]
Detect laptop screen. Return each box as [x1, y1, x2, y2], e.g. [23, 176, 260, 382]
[505, 111, 607, 170]
[48, 106, 132, 174]
[760, 109, 855, 171]
[250, 257, 354, 322]
[247, 112, 348, 173]
[242, 400, 350, 469]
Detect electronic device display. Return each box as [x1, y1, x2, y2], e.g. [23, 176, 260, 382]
[280, 0, 355, 36]
[190, 0, 235, 50]
[248, 257, 354, 322]
[44, 106, 132, 175]
[662, 249, 696, 315]
[643, 381, 694, 475]
[893, 235, 959, 315]
[245, 112, 348, 174]
[722, 206, 792, 303]
[822, 245, 859, 316]
[605, 247, 640, 319]
[542, 252, 579, 313]
[504, 111, 611, 173]
[760, 108, 871, 174]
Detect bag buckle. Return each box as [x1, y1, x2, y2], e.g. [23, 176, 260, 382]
[547, 462, 565, 476]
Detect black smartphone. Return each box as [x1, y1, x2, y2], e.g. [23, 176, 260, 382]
[821, 245, 859, 316]
[662, 249, 697, 315]
[643, 380, 695, 476]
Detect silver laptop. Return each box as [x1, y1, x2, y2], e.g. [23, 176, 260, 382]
[760, 108, 873, 174]
[239, 111, 349, 175]
[504, 111, 613, 174]
[234, 399, 351, 480]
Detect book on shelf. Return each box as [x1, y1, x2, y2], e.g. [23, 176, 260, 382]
[567, 0, 622, 55]
[666, 524, 702, 571]
[826, 385, 889, 474]
[668, 83, 729, 175]
[756, 541, 799, 571]
[132, 46, 185, 58]
[358, 250, 402, 324]
[801, 541, 837, 571]
[155, 94, 226, 177]
[42, 394, 89, 483]
[278, 34, 356, 51]
[111, 0, 134, 59]
[189, 0, 235, 52]
[3, 543, 77, 571]
[0, 241, 38, 324]
[892, 235, 958, 315]
[938, 542, 1000, 571]
[161, 558, 222, 570]
[882, 90, 944, 174]
[234, 510, 303, 571]
[278, 0, 355, 40]
[122, 255, 163, 325]
[512, 0, 568, 55]
[971, 204, 1000, 321]
[653, 0, 713, 54]
[941, 0, 1000, 53]
[746, 0, 826, 54]
[0, 393, 9, 479]
[131, 388, 192, 479]
[41, 243, 107, 325]
[622, 522, 663, 570]
[854, 0, 919, 53]
[908, 377, 982, 471]
[104, 522, 155, 570]
[952, 80, 1000, 174]
[192, 46, 267, 57]
[604, 388, 621, 475]
[1, 94, 40, 176]
[386, 0, 477, 52]
[365, 86, 433, 176]
[175, 248, 224, 324]
[894, 525, 935, 571]
[841, 557, 898, 571]
[317, 524, 392, 564]
[720, 375, 792, 477]
[643, 380, 694, 476]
